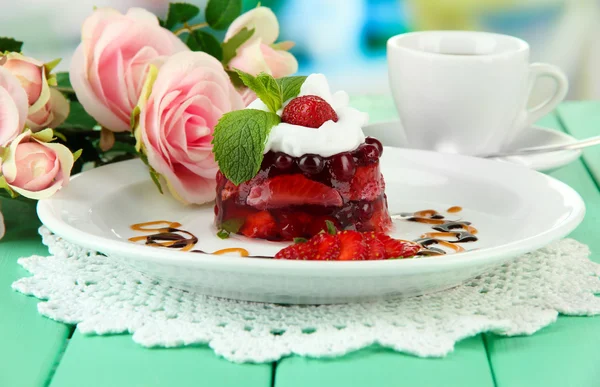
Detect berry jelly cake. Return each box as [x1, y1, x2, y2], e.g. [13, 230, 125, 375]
[213, 73, 392, 241]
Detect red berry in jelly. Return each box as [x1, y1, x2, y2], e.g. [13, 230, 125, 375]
[328, 152, 355, 181]
[298, 154, 324, 174]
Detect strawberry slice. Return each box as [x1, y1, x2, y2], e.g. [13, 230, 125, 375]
[275, 240, 315, 260]
[240, 211, 277, 239]
[337, 230, 366, 260]
[306, 216, 339, 237]
[247, 174, 343, 210]
[221, 181, 238, 201]
[363, 232, 386, 260]
[310, 232, 340, 260]
[376, 233, 421, 258]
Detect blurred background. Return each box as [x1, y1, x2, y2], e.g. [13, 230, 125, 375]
[2, 0, 598, 99]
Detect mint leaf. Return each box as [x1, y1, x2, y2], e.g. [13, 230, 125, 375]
[187, 30, 223, 60]
[220, 218, 244, 233]
[222, 27, 254, 66]
[235, 70, 282, 113]
[205, 0, 242, 30]
[278, 76, 307, 102]
[0, 37, 23, 52]
[226, 70, 245, 88]
[216, 229, 230, 239]
[213, 109, 280, 185]
[165, 3, 200, 30]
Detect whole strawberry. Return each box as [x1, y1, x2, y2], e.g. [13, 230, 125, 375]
[281, 95, 339, 128]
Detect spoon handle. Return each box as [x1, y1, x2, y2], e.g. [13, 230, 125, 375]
[485, 135, 600, 158]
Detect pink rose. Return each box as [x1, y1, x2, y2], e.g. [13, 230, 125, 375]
[0, 53, 67, 131]
[0, 66, 28, 147]
[70, 7, 189, 132]
[225, 7, 298, 79]
[136, 51, 244, 205]
[0, 53, 44, 106]
[1, 129, 74, 200]
[27, 89, 70, 131]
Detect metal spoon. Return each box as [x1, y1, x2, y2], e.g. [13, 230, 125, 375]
[483, 135, 600, 158]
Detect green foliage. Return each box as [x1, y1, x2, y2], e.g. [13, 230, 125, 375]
[60, 101, 97, 130]
[205, 0, 242, 30]
[0, 37, 23, 52]
[187, 30, 223, 60]
[165, 2, 200, 30]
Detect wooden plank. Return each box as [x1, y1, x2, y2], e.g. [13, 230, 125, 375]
[485, 109, 600, 387]
[49, 331, 273, 387]
[275, 337, 494, 387]
[0, 200, 72, 387]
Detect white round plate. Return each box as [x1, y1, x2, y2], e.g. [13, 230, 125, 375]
[363, 121, 581, 173]
[37, 148, 585, 304]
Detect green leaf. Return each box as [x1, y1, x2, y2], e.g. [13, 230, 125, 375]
[0, 37, 23, 52]
[187, 30, 223, 60]
[59, 101, 97, 129]
[235, 70, 282, 113]
[165, 2, 200, 30]
[55, 72, 72, 89]
[216, 229, 230, 239]
[277, 76, 307, 102]
[220, 218, 245, 234]
[72, 149, 83, 162]
[205, 0, 242, 30]
[212, 109, 280, 185]
[149, 169, 164, 194]
[221, 27, 254, 66]
[53, 131, 67, 142]
[226, 70, 245, 88]
[325, 220, 337, 235]
[293, 237, 308, 244]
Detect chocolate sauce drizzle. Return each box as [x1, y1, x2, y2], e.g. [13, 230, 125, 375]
[397, 207, 478, 256]
[128, 221, 249, 256]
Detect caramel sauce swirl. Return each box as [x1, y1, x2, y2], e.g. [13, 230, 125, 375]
[397, 208, 478, 256]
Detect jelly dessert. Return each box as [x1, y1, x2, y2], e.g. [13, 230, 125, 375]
[213, 73, 392, 241]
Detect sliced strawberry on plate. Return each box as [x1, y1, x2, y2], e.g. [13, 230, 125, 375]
[310, 232, 340, 260]
[275, 240, 315, 260]
[240, 211, 277, 239]
[376, 233, 421, 259]
[247, 174, 343, 210]
[337, 230, 366, 260]
[362, 232, 386, 260]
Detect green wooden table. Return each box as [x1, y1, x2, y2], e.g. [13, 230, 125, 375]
[2, 99, 599, 387]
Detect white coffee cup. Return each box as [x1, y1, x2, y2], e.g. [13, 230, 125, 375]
[387, 31, 568, 156]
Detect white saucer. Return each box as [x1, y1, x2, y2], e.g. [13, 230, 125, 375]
[363, 121, 581, 172]
[37, 149, 584, 304]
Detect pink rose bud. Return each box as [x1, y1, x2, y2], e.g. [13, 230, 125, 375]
[225, 7, 298, 81]
[0, 67, 28, 147]
[1, 130, 74, 200]
[70, 7, 189, 133]
[0, 53, 44, 105]
[136, 51, 244, 205]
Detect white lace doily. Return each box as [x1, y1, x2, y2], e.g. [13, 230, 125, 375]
[12, 227, 600, 363]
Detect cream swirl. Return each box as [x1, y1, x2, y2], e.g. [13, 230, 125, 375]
[247, 73, 368, 157]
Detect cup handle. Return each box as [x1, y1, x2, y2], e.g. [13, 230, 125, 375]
[522, 63, 569, 128]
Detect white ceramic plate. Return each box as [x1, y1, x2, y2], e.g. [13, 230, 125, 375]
[37, 148, 585, 304]
[363, 121, 581, 173]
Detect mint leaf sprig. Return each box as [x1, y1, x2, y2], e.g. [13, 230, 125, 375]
[212, 73, 307, 185]
[235, 70, 307, 113]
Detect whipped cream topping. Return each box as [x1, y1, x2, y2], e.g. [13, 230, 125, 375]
[247, 74, 368, 158]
